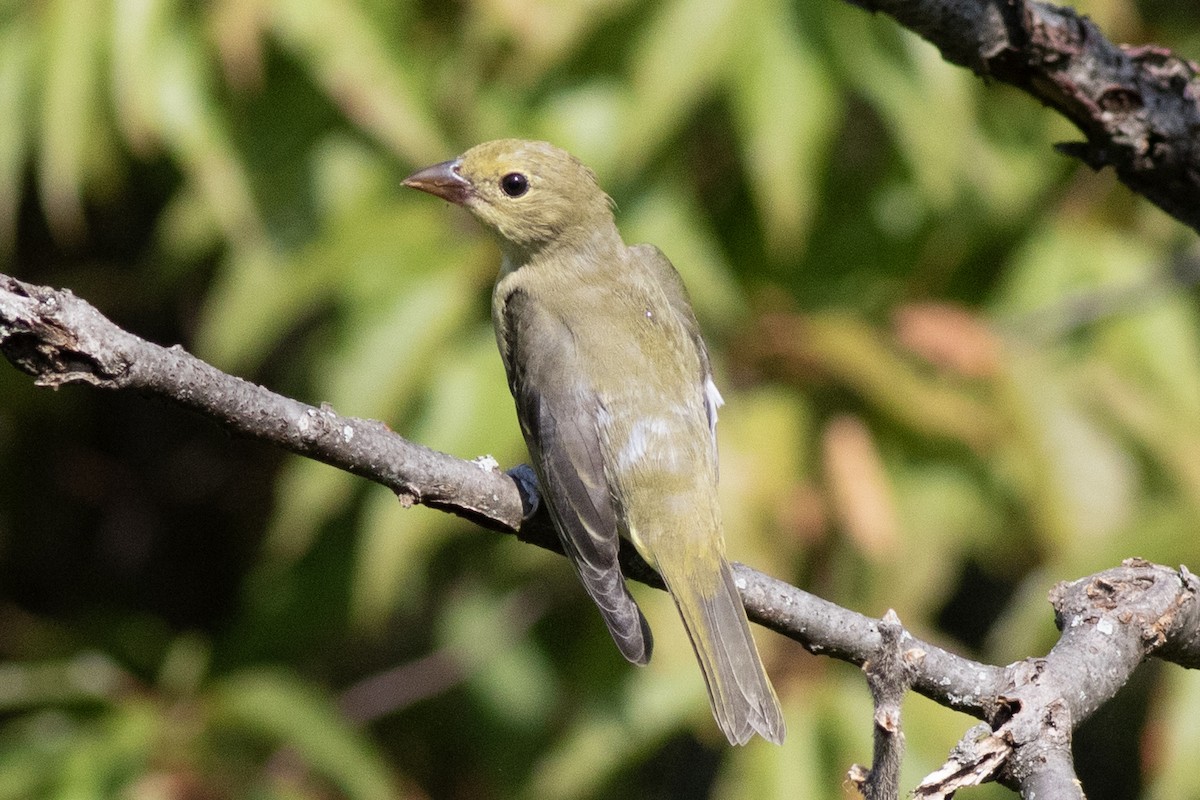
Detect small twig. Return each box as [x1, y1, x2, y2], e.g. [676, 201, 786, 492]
[1003, 254, 1200, 342]
[915, 724, 1010, 799]
[339, 588, 549, 724]
[338, 649, 466, 725]
[848, 610, 919, 800]
[733, 565, 1007, 716]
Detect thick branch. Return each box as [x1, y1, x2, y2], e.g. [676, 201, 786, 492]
[0, 274, 534, 534]
[848, 0, 1200, 233]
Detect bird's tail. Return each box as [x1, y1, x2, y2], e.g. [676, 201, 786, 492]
[660, 558, 786, 745]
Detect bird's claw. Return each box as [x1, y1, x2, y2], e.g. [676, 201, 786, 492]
[506, 464, 541, 522]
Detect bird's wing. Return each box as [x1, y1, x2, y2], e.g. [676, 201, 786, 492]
[629, 244, 724, 452]
[499, 287, 653, 664]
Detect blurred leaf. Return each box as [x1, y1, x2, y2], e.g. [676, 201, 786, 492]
[36, 700, 161, 800]
[717, 385, 810, 572]
[265, 255, 483, 561]
[991, 223, 1184, 558]
[155, 633, 211, 696]
[437, 584, 556, 727]
[1094, 272, 1200, 421]
[984, 567, 1065, 664]
[352, 495, 449, 628]
[757, 311, 999, 450]
[207, 0, 270, 92]
[193, 247, 295, 370]
[829, 18, 964, 207]
[268, 0, 448, 163]
[526, 713, 639, 800]
[211, 669, 399, 800]
[999, 345, 1139, 558]
[151, 23, 267, 247]
[812, 674, 875, 795]
[1144, 671, 1200, 800]
[1092, 367, 1200, 513]
[0, 653, 127, 712]
[713, 702, 826, 800]
[0, 16, 32, 257]
[310, 135, 398, 225]
[992, 222, 1159, 320]
[195, 197, 483, 372]
[38, 0, 107, 242]
[891, 461, 1002, 618]
[153, 181, 225, 266]
[467, 0, 632, 83]
[535, 82, 628, 177]
[321, 265, 481, 419]
[727, 0, 838, 259]
[821, 414, 900, 558]
[111, 0, 173, 157]
[618, 0, 740, 173]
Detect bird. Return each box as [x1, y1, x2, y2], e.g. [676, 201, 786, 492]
[403, 139, 785, 745]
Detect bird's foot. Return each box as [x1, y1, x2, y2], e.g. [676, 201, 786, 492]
[506, 464, 541, 522]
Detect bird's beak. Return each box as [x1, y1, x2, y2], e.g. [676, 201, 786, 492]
[402, 159, 472, 205]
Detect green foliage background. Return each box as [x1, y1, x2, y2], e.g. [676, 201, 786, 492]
[1, 0, 1199, 797]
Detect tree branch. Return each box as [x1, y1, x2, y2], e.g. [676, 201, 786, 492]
[0, 273, 533, 533]
[3, 273, 1198, 795]
[846, 0, 1200, 233]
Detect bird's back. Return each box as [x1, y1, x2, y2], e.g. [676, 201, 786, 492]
[515, 245, 722, 566]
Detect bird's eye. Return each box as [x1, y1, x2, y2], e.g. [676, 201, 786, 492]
[500, 172, 529, 197]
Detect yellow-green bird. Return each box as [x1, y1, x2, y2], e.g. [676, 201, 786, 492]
[404, 139, 785, 745]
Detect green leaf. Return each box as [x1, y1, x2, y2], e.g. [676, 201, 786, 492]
[1144, 670, 1200, 800]
[0, 15, 33, 256]
[110, 0, 173, 156]
[37, 0, 106, 241]
[0, 653, 126, 712]
[263, 258, 482, 561]
[728, 0, 838, 259]
[151, 24, 266, 247]
[712, 703, 825, 800]
[437, 584, 557, 727]
[269, 0, 448, 163]
[998, 345, 1139, 558]
[617, 0, 740, 174]
[210, 669, 399, 800]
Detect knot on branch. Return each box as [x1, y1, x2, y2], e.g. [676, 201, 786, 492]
[1049, 558, 1200, 666]
[914, 675, 1079, 798]
[0, 276, 133, 388]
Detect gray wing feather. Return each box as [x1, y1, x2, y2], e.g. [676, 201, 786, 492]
[502, 289, 652, 664]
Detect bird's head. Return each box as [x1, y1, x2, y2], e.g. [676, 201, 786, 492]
[403, 139, 615, 254]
